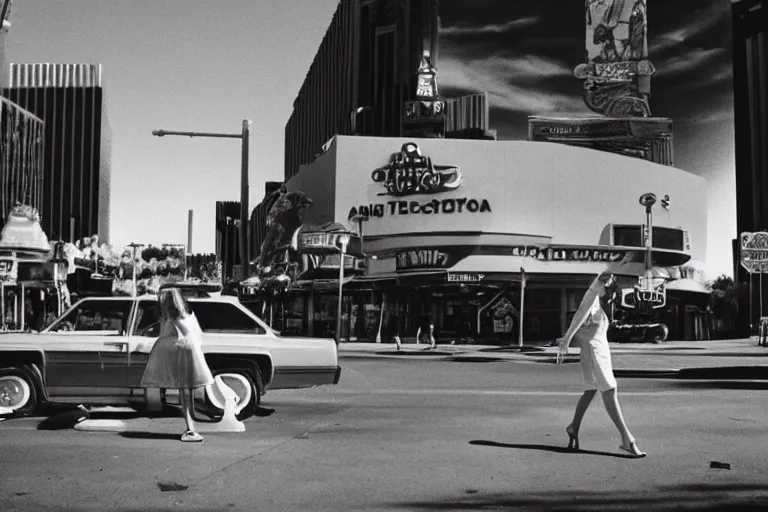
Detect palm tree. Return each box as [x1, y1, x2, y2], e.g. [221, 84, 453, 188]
[708, 275, 740, 331]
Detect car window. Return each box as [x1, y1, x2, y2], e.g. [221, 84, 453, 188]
[188, 301, 266, 335]
[49, 300, 133, 334]
[134, 301, 161, 337]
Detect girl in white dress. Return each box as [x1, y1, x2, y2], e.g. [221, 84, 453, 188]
[557, 271, 646, 458]
[141, 288, 214, 442]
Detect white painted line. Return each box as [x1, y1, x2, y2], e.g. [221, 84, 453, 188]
[365, 389, 693, 397]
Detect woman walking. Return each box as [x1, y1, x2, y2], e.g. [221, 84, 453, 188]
[557, 271, 646, 458]
[141, 288, 214, 443]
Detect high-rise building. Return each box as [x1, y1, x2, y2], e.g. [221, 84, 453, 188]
[3, 63, 112, 242]
[215, 200, 242, 280]
[733, 0, 767, 243]
[731, 0, 767, 335]
[283, 0, 490, 182]
[0, 2, 46, 224]
[0, 0, 10, 85]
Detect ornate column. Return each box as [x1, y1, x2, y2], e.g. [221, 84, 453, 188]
[403, 50, 445, 138]
[573, 0, 655, 118]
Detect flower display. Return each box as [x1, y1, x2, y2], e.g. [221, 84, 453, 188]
[54, 236, 220, 296]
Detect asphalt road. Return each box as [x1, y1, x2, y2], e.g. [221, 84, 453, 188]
[1, 359, 767, 512]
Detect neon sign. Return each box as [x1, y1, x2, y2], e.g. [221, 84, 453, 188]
[620, 288, 666, 310]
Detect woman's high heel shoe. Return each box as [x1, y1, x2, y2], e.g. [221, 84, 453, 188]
[619, 440, 646, 458]
[566, 426, 579, 451]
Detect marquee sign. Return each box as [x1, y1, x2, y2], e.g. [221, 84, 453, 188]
[510, 246, 627, 263]
[396, 249, 448, 271]
[347, 197, 491, 221]
[620, 288, 666, 310]
[299, 232, 348, 253]
[347, 141, 493, 221]
[740, 231, 768, 274]
[448, 273, 485, 283]
[297, 230, 363, 258]
[371, 142, 462, 197]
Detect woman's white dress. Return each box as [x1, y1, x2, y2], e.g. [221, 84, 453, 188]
[573, 296, 618, 392]
[140, 313, 215, 390]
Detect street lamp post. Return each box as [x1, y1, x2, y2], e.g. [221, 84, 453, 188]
[336, 233, 352, 345]
[639, 193, 658, 279]
[152, 120, 252, 277]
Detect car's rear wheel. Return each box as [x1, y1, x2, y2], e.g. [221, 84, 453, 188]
[0, 368, 37, 416]
[204, 367, 262, 421]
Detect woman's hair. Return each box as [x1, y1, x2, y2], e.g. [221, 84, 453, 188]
[159, 288, 190, 321]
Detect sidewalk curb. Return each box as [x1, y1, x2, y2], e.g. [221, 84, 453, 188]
[614, 369, 680, 378]
[677, 366, 768, 380]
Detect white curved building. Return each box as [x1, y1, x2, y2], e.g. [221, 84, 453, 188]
[272, 135, 708, 342]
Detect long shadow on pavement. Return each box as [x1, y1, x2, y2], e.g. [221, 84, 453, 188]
[668, 380, 768, 390]
[394, 483, 768, 511]
[119, 431, 181, 441]
[469, 440, 632, 459]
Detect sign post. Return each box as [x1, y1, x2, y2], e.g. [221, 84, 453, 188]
[519, 267, 526, 348]
[740, 231, 768, 346]
[336, 233, 351, 345]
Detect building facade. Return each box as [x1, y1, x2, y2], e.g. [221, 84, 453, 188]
[0, 97, 44, 223]
[528, 116, 674, 166]
[732, 0, 768, 335]
[2, 63, 112, 243]
[0, 1, 46, 224]
[283, 0, 490, 181]
[251, 135, 708, 343]
[215, 200, 242, 281]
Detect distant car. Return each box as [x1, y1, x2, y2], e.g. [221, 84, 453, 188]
[0, 293, 340, 420]
[608, 321, 668, 344]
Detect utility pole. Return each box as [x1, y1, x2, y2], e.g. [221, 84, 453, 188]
[153, 120, 252, 277]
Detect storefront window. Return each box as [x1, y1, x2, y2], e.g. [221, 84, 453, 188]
[525, 289, 561, 341]
[313, 293, 355, 341]
[565, 288, 589, 327]
[282, 294, 305, 336]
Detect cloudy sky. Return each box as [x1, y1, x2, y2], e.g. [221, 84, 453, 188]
[5, 0, 736, 278]
[437, 0, 736, 278]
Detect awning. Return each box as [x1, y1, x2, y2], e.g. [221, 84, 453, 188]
[450, 255, 608, 276]
[308, 276, 356, 290]
[664, 278, 710, 307]
[666, 278, 710, 294]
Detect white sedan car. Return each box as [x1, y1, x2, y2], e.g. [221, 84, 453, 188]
[0, 293, 340, 420]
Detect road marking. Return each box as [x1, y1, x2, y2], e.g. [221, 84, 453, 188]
[272, 388, 701, 400]
[363, 389, 694, 397]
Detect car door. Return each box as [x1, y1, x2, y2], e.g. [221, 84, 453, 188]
[187, 300, 337, 389]
[44, 298, 135, 398]
[125, 299, 161, 388]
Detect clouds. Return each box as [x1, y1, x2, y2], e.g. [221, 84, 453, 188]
[433, 0, 736, 277]
[439, 17, 540, 36]
[649, 2, 730, 54]
[659, 47, 728, 75]
[435, 1, 734, 120]
[439, 53, 586, 113]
